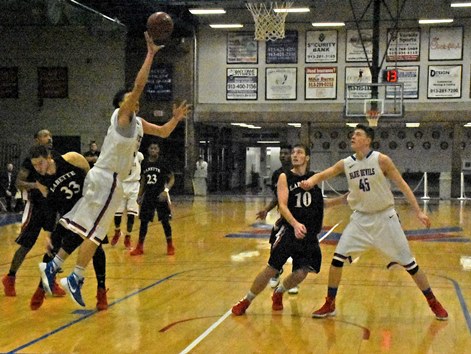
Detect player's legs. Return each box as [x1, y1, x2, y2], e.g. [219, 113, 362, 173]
[232, 226, 290, 315]
[375, 211, 448, 320]
[112, 194, 127, 246]
[313, 215, 370, 318]
[124, 185, 139, 249]
[157, 201, 174, 255]
[3, 203, 44, 296]
[92, 244, 108, 311]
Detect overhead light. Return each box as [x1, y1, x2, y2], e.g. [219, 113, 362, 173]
[406, 123, 420, 128]
[231, 123, 261, 129]
[210, 24, 244, 28]
[418, 19, 453, 24]
[312, 22, 345, 27]
[451, 2, 471, 7]
[199, 140, 208, 144]
[257, 140, 280, 144]
[464, 122, 471, 127]
[274, 7, 310, 13]
[189, 8, 226, 15]
[346, 122, 358, 127]
[288, 123, 301, 127]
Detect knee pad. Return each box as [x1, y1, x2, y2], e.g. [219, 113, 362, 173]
[406, 264, 419, 275]
[331, 253, 348, 268]
[331, 259, 344, 268]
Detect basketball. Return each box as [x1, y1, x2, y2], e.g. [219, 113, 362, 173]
[147, 12, 174, 42]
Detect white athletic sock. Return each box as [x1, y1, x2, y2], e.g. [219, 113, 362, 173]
[246, 291, 256, 301]
[72, 265, 86, 280]
[51, 255, 64, 271]
[275, 284, 286, 293]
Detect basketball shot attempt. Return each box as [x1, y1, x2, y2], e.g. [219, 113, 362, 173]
[147, 12, 174, 42]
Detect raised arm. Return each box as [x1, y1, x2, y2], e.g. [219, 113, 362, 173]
[118, 32, 164, 128]
[379, 153, 430, 228]
[141, 101, 191, 138]
[300, 159, 345, 190]
[324, 192, 349, 208]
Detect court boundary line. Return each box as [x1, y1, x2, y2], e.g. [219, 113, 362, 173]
[6, 271, 185, 354]
[437, 274, 471, 335]
[179, 309, 232, 354]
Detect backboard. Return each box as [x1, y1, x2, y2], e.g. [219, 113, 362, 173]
[345, 83, 404, 118]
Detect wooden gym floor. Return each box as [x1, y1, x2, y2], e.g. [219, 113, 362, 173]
[0, 195, 470, 353]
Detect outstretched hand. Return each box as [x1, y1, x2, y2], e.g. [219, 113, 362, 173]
[144, 31, 165, 55]
[173, 100, 192, 121]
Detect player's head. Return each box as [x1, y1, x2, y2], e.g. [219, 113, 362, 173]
[291, 143, 310, 167]
[279, 142, 292, 166]
[29, 144, 52, 175]
[352, 124, 374, 149]
[148, 142, 160, 158]
[113, 88, 140, 113]
[34, 129, 53, 149]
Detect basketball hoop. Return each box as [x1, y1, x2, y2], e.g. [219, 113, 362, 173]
[366, 110, 381, 127]
[246, 2, 293, 41]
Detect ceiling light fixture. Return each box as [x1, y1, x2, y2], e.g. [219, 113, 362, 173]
[287, 123, 301, 127]
[346, 122, 358, 127]
[274, 7, 310, 13]
[257, 140, 280, 144]
[210, 24, 244, 28]
[312, 22, 345, 27]
[451, 2, 471, 7]
[418, 19, 453, 24]
[406, 123, 420, 128]
[189, 8, 226, 15]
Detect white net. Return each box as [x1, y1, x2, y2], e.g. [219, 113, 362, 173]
[246, 2, 293, 41]
[366, 110, 381, 127]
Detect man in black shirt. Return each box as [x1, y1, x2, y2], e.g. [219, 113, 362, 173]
[232, 144, 347, 316]
[2, 130, 64, 298]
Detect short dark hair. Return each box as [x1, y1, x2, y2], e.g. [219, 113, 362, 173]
[279, 143, 292, 151]
[34, 129, 50, 139]
[112, 89, 129, 109]
[29, 144, 50, 160]
[355, 124, 375, 141]
[292, 143, 310, 156]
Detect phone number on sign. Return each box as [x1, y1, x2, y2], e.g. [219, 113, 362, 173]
[227, 83, 257, 90]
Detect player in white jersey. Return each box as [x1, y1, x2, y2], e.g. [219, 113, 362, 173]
[111, 151, 144, 249]
[39, 31, 191, 307]
[300, 124, 448, 321]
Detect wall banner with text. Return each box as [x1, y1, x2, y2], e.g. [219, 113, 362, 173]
[386, 29, 420, 61]
[305, 67, 337, 100]
[345, 66, 372, 98]
[429, 27, 463, 60]
[427, 65, 462, 98]
[346, 29, 373, 62]
[305, 30, 337, 63]
[266, 30, 298, 64]
[386, 66, 419, 99]
[227, 32, 258, 64]
[226, 68, 258, 100]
